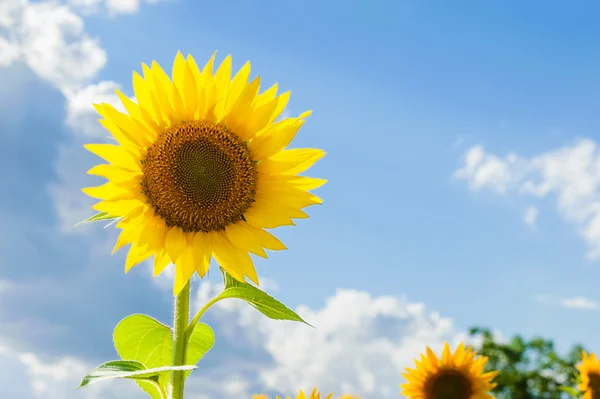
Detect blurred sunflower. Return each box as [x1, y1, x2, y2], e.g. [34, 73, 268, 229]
[252, 388, 333, 399]
[400, 342, 498, 399]
[577, 351, 600, 399]
[83, 52, 325, 294]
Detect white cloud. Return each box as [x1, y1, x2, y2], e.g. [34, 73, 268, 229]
[524, 205, 539, 229]
[0, 0, 107, 91]
[0, 344, 146, 399]
[455, 139, 600, 259]
[559, 296, 600, 310]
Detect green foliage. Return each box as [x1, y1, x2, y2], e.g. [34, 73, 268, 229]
[218, 268, 312, 326]
[77, 359, 196, 399]
[112, 314, 214, 398]
[469, 327, 586, 398]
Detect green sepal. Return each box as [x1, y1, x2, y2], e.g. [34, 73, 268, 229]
[74, 212, 118, 227]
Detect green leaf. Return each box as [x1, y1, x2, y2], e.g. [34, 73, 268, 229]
[113, 315, 173, 399]
[218, 269, 312, 327]
[113, 314, 214, 398]
[74, 212, 118, 227]
[77, 359, 195, 399]
[185, 322, 215, 378]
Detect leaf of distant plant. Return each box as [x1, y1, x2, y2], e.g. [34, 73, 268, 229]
[558, 385, 581, 397]
[113, 314, 173, 398]
[74, 212, 118, 227]
[218, 269, 312, 326]
[77, 359, 195, 399]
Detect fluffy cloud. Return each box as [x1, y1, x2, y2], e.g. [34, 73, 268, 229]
[0, 0, 107, 91]
[455, 139, 600, 259]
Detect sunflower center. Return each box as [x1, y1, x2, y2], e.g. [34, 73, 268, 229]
[141, 120, 257, 233]
[426, 370, 473, 399]
[589, 372, 600, 399]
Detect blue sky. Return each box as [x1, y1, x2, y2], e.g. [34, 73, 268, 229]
[2, 0, 600, 398]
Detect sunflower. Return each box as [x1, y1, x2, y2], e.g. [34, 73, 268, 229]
[252, 388, 333, 399]
[577, 351, 600, 398]
[400, 342, 498, 399]
[82, 52, 325, 294]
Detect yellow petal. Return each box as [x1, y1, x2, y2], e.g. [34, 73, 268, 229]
[98, 103, 152, 148]
[136, 214, 167, 253]
[87, 164, 141, 183]
[243, 204, 297, 229]
[225, 222, 267, 258]
[182, 58, 199, 118]
[213, 55, 232, 118]
[211, 232, 259, 285]
[150, 61, 176, 123]
[192, 232, 212, 277]
[254, 83, 278, 107]
[115, 90, 159, 140]
[258, 148, 325, 176]
[165, 226, 186, 262]
[93, 199, 144, 218]
[254, 228, 287, 251]
[170, 53, 186, 117]
[174, 240, 196, 295]
[153, 249, 172, 276]
[249, 118, 305, 160]
[125, 241, 154, 273]
[441, 342, 452, 366]
[132, 70, 161, 123]
[224, 61, 250, 113]
[112, 223, 139, 254]
[82, 182, 132, 200]
[84, 144, 140, 171]
[221, 76, 261, 140]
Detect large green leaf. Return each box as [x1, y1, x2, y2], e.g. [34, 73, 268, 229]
[217, 269, 312, 326]
[77, 359, 195, 399]
[113, 314, 215, 398]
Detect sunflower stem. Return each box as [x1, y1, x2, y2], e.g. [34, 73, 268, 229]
[169, 281, 190, 399]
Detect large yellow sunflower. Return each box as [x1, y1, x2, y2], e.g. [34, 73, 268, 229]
[577, 351, 600, 398]
[400, 342, 499, 399]
[83, 52, 325, 294]
[252, 388, 333, 399]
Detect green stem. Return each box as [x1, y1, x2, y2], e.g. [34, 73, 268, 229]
[185, 294, 223, 341]
[170, 281, 190, 399]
